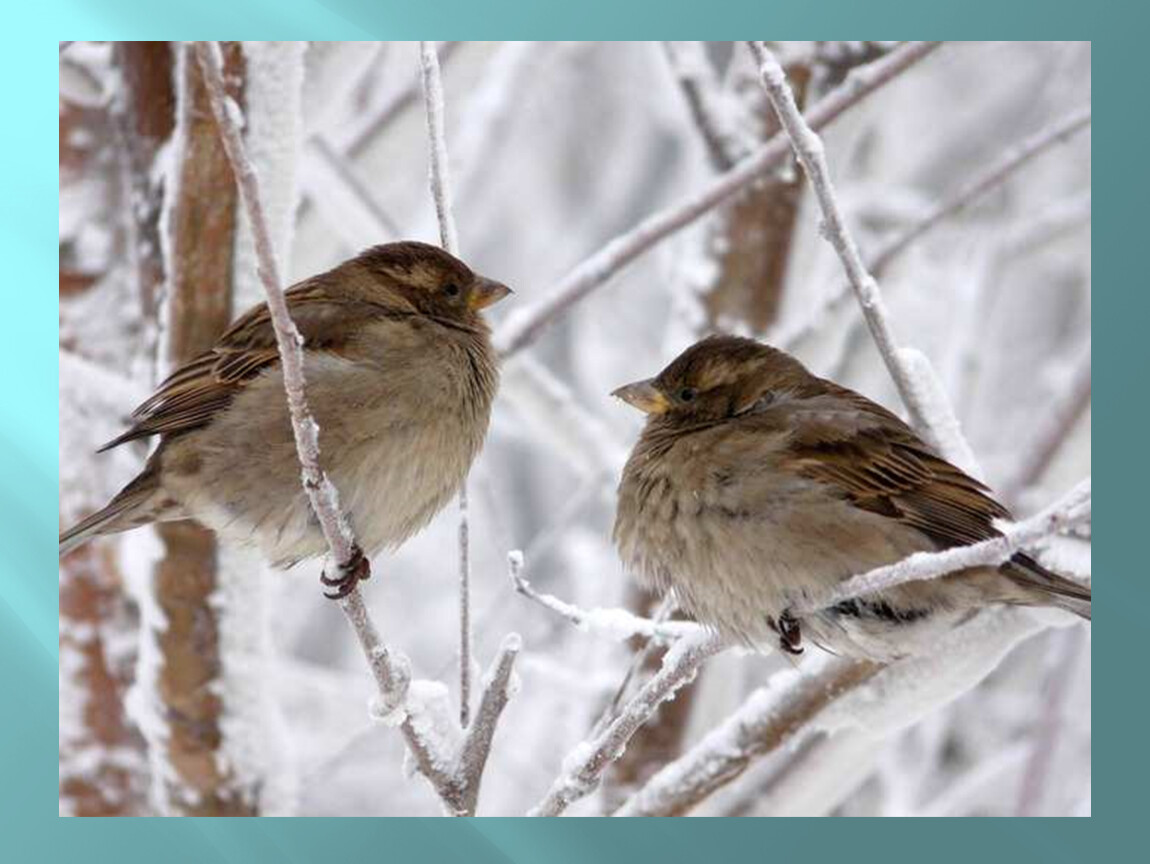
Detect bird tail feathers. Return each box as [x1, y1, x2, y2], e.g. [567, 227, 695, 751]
[1006, 552, 1091, 621]
[59, 470, 160, 558]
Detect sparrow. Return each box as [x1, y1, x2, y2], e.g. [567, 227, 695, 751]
[612, 335, 1090, 661]
[60, 241, 511, 597]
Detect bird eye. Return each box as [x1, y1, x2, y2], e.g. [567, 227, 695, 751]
[678, 387, 697, 402]
[443, 283, 461, 298]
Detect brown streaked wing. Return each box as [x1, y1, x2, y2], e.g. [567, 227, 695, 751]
[780, 397, 1010, 551]
[99, 282, 393, 451]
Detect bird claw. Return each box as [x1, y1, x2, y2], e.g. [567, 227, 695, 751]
[778, 609, 804, 655]
[321, 546, 371, 600]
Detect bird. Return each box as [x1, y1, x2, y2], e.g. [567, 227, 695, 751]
[59, 241, 511, 598]
[611, 335, 1090, 661]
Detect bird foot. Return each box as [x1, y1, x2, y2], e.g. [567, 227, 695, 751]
[321, 546, 371, 600]
[778, 610, 804, 656]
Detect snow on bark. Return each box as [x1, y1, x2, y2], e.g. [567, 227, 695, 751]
[510, 550, 703, 645]
[59, 353, 151, 815]
[529, 630, 726, 816]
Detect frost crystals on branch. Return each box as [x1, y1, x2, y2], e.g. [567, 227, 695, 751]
[528, 629, 726, 817]
[194, 40, 519, 818]
[509, 551, 703, 645]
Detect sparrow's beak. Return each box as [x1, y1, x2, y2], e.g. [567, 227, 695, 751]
[470, 277, 513, 310]
[611, 378, 670, 415]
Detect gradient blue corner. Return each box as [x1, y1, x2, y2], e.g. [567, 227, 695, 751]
[6, 2, 1125, 860]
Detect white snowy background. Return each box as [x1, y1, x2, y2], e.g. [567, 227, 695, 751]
[59, 41, 1090, 817]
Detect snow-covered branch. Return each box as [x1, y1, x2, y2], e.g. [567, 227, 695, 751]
[454, 634, 523, 815]
[614, 657, 882, 816]
[798, 479, 1091, 615]
[749, 41, 951, 448]
[196, 40, 516, 818]
[621, 592, 1075, 816]
[419, 41, 460, 255]
[418, 40, 474, 729]
[509, 551, 703, 645]
[495, 41, 942, 357]
[528, 629, 726, 816]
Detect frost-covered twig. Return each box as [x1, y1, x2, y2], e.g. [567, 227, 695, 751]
[528, 629, 726, 816]
[894, 347, 982, 474]
[343, 42, 461, 157]
[750, 41, 949, 446]
[419, 42, 460, 256]
[495, 41, 942, 356]
[772, 108, 1092, 351]
[798, 479, 1091, 615]
[614, 657, 883, 816]
[454, 634, 522, 815]
[509, 551, 702, 645]
[1001, 343, 1091, 503]
[660, 41, 744, 170]
[197, 41, 517, 817]
[418, 40, 472, 728]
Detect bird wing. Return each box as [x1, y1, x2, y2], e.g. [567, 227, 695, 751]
[773, 389, 1089, 606]
[99, 281, 395, 451]
[776, 389, 1010, 550]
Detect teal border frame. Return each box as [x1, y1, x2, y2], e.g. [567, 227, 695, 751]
[15, 4, 1120, 858]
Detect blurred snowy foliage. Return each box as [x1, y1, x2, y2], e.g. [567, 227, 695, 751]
[59, 41, 1090, 816]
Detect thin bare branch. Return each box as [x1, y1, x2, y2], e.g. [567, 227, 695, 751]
[495, 41, 943, 357]
[798, 479, 1091, 615]
[509, 551, 701, 645]
[528, 630, 727, 816]
[418, 39, 472, 729]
